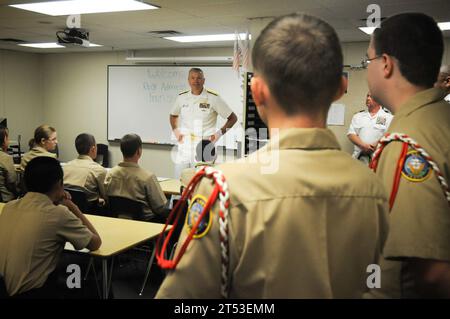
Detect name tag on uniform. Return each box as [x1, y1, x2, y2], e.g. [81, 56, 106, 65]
[376, 116, 386, 125]
[199, 103, 210, 110]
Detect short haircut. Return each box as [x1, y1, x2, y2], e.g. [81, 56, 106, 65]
[252, 13, 343, 114]
[75, 133, 96, 155]
[33, 124, 56, 146]
[120, 134, 142, 158]
[24, 157, 63, 194]
[0, 126, 8, 149]
[189, 68, 203, 75]
[196, 139, 216, 162]
[373, 13, 443, 88]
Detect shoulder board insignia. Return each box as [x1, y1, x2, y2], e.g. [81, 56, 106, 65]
[179, 90, 189, 95]
[382, 107, 391, 114]
[402, 150, 432, 182]
[206, 89, 219, 96]
[358, 109, 365, 113]
[185, 194, 213, 239]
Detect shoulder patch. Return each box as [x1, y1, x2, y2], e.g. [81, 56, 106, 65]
[179, 90, 189, 95]
[402, 150, 432, 182]
[185, 194, 213, 239]
[206, 89, 219, 96]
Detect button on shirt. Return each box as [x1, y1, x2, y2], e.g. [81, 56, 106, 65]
[171, 89, 233, 137]
[0, 192, 93, 296]
[63, 155, 107, 203]
[156, 128, 389, 299]
[347, 108, 393, 159]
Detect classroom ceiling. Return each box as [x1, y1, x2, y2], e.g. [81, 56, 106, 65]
[0, 0, 449, 53]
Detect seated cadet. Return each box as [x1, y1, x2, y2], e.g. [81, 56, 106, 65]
[180, 139, 217, 188]
[0, 157, 101, 298]
[156, 13, 389, 299]
[104, 134, 168, 222]
[0, 126, 18, 202]
[20, 124, 58, 171]
[63, 133, 107, 211]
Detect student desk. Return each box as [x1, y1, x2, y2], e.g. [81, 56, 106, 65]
[159, 178, 182, 196]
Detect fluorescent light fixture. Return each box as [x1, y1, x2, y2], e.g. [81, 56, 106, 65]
[438, 22, 450, 31]
[18, 42, 64, 48]
[358, 26, 377, 35]
[165, 33, 250, 43]
[359, 22, 450, 35]
[10, 0, 158, 16]
[18, 42, 102, 48]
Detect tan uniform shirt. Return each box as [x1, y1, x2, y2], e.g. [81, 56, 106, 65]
[0, 150, 17, 202]
[180, 162, 214, 188]
[157, 128, 389, 298]
[104, 162, 167, 220]
[63, 155, 107, 203]
[369, 88, 450, 298]
[0, 192, 93, 296]
[20, 146, 57, 171]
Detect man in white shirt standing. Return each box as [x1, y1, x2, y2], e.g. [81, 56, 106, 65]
[434, 65, 450, 102]
[169, 68, 237, 178]
[347, 92, 393, 164]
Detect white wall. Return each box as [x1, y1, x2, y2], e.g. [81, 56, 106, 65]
[0, 49, 44, 146]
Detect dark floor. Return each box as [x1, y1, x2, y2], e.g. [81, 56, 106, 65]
[59, 248, 166, 299]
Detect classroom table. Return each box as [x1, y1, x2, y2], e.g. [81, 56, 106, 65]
[159, 178, 182, 196]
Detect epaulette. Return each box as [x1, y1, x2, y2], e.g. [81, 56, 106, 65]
[357, 109, 365, 113]
[382, 107, 392, 114]
[206, 89, 219, 96]
[179, 90, 189, 95]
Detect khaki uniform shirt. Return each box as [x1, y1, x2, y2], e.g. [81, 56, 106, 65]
[368, 88, 450, 298]
[20, 146, 57, 171]
[104, 162, 167, 220]
[63, 155, 107, 203]
[0, 150, 17, 202]
[0, 192, 93, 296]
[157, 128, 389, 298]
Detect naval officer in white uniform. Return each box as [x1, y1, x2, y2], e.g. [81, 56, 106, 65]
[169, 68, 237, 178]
[347, 93, 393, 164]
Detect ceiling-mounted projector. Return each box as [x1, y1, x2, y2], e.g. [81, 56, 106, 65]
[56, 28, 90, 47]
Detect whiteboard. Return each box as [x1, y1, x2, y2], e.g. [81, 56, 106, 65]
[107, 65, 244, 148]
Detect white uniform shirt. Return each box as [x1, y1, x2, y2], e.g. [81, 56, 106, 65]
[170, 88, 233, 137]
[445, 93, 450, 103]
[347, 107, 393, 159]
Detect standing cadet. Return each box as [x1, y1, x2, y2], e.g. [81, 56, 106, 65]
[347, 93, 393, 164]
[156, 13, 389, 299]
[366, 13, 450, 298]
[169, 68, 237, 178]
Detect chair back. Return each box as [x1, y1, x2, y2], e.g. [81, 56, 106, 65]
[108, 196, 144, 221]
[96, 144, 109, 168]
[65, 186, 89, 213]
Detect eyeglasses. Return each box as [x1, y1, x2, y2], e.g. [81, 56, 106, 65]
[362, 55, 382, 68]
